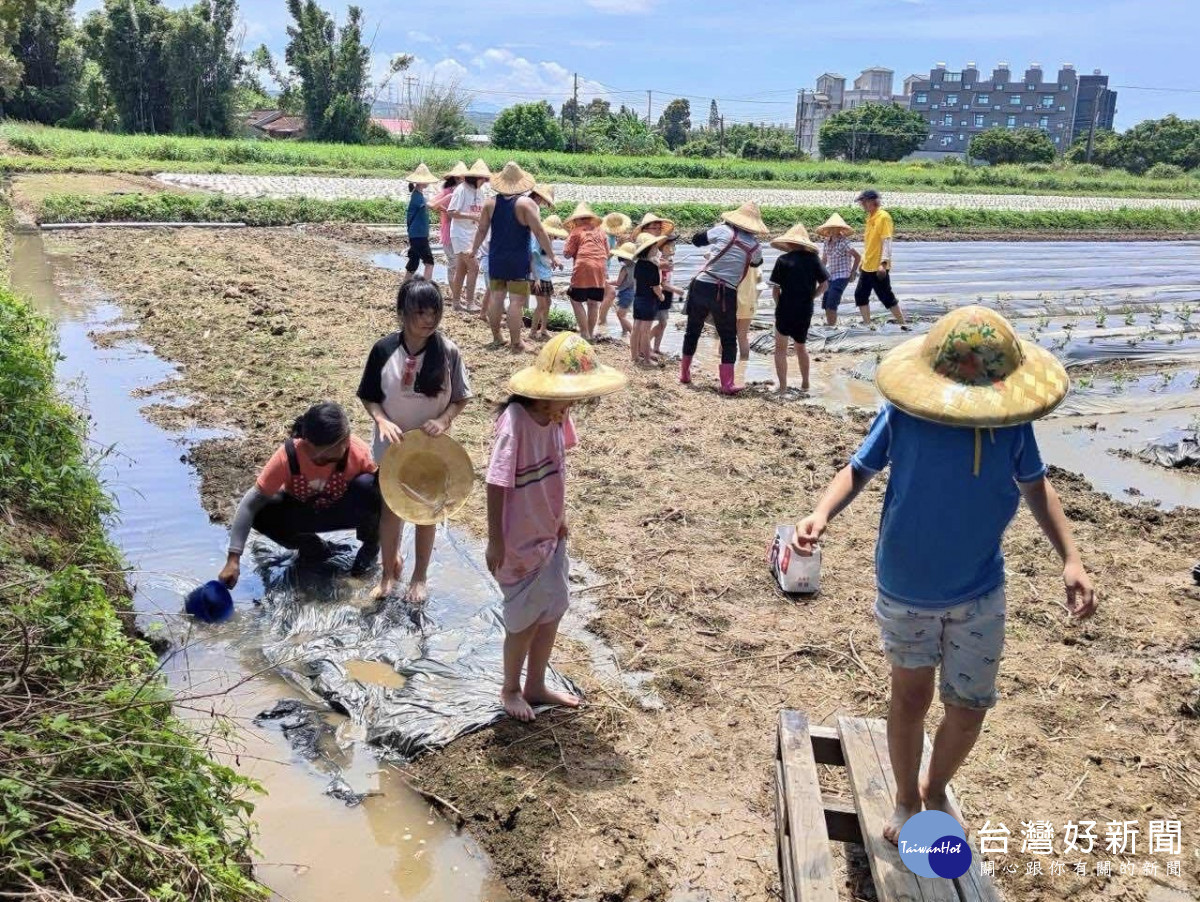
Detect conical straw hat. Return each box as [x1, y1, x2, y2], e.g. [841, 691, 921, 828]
[632, 231, 669, 258]
[443, 160, 469, 179]
[542, 214, 569, 239]
[509, 333, 627, 401]
[564, 201, 602, 226]
[403, 163, 440, 185]
[631, 211, 674, 238]
[875, 306, 1069, 428]
[603, 212, 632, 236]
[492, 161, 536, 195]
[610, 241, 637, 262]
[530, 183, 555, 205]
[815, 212, 854, 236]
[770, 223, 819, 253]
[465, 159, 491, 179]
[720, 201, 769, 236]
[378, 432, 475, 526]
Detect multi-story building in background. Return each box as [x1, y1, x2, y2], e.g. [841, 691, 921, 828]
[795, 67, 907, 156]
[904, 62, 1115, 158]
[1074, 70, 1118, 138]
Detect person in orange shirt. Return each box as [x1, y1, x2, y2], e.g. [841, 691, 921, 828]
[562, 203, 610, 341]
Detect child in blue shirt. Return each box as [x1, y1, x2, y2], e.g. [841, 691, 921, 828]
[791, 306, 1096, 846]
[403, 164, 438, 282]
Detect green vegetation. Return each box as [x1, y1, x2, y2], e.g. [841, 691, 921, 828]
[0, 209, 263, 898]
[492, 101, 566, 152]
[1067, 115, 1200, 175]
[33, 189, 1200, 235]
[818, 103, 929, 162]
[968, 128, 1056, 165]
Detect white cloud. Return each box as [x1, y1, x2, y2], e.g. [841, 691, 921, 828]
[404, 47, 607, 105]
[406, 30, 436, 44]
[585, 0, 657, 13]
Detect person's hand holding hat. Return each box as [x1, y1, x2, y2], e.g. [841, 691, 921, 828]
[420, 415, 450, 437]
[375, 414, 404, 445]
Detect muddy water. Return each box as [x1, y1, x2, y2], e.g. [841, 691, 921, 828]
[11, 232, 506, 902]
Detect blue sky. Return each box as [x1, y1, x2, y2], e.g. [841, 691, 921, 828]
[77, 0, 1200, 129]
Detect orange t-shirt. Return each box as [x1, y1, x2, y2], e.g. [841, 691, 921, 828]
[564, 225, 609, 289]
[256, 435, 376, 496]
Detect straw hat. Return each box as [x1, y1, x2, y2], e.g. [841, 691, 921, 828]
[465, 159, 492, 179]
[603, 212, 632, 236]
[720, 201, 769, 236]
[610, 241, 637, 262]
[564, 201, 602, 227]
[443, 160, 469, 179]
[530, 183, 555, 205]
[876, 306, 1069, 428]
[542, 214, 569, 239]
[509, 333, 627, 401]
[631, 212, 675, 238]
[815, 212, 854, 237]
[632, 232, 669, 258]
[492, 160, 536, 195]
[378, 432, 475, 526]
[403, 163, 440, 185]
[770, 223, 819, 253]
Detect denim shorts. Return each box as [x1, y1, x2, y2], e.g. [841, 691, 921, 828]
[822, 277, 850, 311]
[874, 584, 1006, 710]
[616, 287, 635, 309]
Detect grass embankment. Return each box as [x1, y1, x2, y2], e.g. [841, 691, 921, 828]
[36, 190, 1200, 236]
[5, 121, 1200, 198]
[0, 217, 264, 899]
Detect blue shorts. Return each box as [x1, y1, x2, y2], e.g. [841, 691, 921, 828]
[633, 296, 658, 322]
[617, 287, 635, 309]
[874, 584, 1006, 710]
[822, 277, 850, 311]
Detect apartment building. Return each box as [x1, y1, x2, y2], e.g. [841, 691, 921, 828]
[795, 67, 907, 156]
[905, 62, 1111, 157]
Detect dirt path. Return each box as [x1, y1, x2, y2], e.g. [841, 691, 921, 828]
[48, 225, 1200, 902]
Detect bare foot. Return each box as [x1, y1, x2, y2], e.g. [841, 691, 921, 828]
[509, 340, 530, 354]
[486, 339, 505, 350]
[883, 799, 923, 845]
[523, 686, 582, 709]
[403, 579, 428, 604]
[920, 779, 967, 833]
[369, 576, 396, 600]
[800, 382, 810, 393]
[502, 689, 535, 722]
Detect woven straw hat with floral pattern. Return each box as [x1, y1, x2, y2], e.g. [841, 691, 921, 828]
[509, 333, 627, 401]
[379, 432, 475, 526]
[875, 306, 1069, 428]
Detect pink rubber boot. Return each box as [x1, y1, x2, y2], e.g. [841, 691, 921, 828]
[679, 355, 693, 384]
[719, 363, 743, 395]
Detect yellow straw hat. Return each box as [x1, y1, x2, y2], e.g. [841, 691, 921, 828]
[720, 201, 769, 236]
[443, 160, 469, 179]
[564, 201, 602, 227]
[378, 432, 475, 526]
[542, 214, 569, 239]
[815, 212, 854, 237]
[770, 223, 820, 253]
[403, 163, 440, 185]
[491, 160, 536, 195]
[631, 211, 675, 238]
[610, 241, 637, 261]
[530, 183, 556, 205]
[465, 159, 492, 179]
[509, 333, 628, 401]
[632, 231, 669, 258]
[875, 306, 1069, 429]
[603, 212, 632, 236]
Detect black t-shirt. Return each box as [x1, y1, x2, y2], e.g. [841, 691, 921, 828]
[769, 250, 829, 307]
[634, 258, 661, 299]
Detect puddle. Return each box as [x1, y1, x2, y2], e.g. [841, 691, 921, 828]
[345, 658, 407, 689]
[12, 231, 507, 902]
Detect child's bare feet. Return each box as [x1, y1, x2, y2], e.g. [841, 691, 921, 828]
[502, 689, 535, 722]
[523, 686, 581, 709]
[883, 798, 922, 845]
[920, 778, 966, 832]
[404, 579, 428, 604]
[370, 576, 396, 600]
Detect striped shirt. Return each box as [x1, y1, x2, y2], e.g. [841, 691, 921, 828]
[822, 236, 854, 281]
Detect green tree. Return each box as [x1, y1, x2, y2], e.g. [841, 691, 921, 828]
[59, 58, 117, 129]
[0, 0, 36, 98]
[1065, 128, 1121, 167]
[818, 102, 928, 162]
[1113, 115, 1200, 174]
[657, 97, 690, 149]
[968, 128, 1055, 165]
[2, 0, 83, 123]
[82, 0, 172, 133]
[409, 80, 471, 148]
[588, 107, 667, 156]
[492, 100, 565, 151]
[163, 0, 240, 136]
[708, 99, 719, 131]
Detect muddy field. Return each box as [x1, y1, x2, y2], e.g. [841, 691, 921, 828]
[45, 225, 1200, 902]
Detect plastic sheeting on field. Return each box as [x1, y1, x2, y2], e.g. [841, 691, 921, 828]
[250, 532, 582, 760]
[1137, 428, 1200, 469]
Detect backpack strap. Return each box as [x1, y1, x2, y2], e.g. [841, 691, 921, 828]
[284, 439, 301, 476]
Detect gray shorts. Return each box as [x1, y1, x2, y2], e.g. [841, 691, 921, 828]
[874, 584, 1006, 710]
[499, 539, 569, 633]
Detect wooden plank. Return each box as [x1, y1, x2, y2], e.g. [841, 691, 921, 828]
[775, 761, 798, 902]
[778, 711, 840, 902]
[918, 737, 1003, 902]
[838, 717, 958, 902]
[823, 795, 864, 845]
[809, 724, 846, 766]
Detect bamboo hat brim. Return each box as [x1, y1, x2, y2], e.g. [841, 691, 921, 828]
[610, 241, 637, 262]
[815, 212, 854, 236]
[564, 202, 602, 226]
[542, 214, 569, 239]
[509, 333, 627, 401]
[875, 306, 1070, 428]
[770, 223, 819, 253]
[379, 432, 475, 526]
[721, 201, 769, 236]
[631, 212, 675, 238]
[492, 161, 536, 195]
[632, 232, 669, 257]
[443, 161, 469, 179]
[530, 183, 555, 205]
[403, 163, 440, 185]
[603, 212, 632, 236]
[465, 159, 492, 179]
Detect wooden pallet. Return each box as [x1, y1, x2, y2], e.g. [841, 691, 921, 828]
[775, 711, 1002, 902]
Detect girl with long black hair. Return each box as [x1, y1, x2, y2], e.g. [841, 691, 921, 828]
[357, 278, 473, 602]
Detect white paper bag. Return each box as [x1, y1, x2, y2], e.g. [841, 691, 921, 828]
[768, 525, 821, 594]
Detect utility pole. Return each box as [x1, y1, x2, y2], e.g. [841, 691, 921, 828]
[646, 90, 652, 126]
[1085, 90, 1102, 163]
[795, 89, 803, 152]
[572, 72, 579, 152]
[719, 116, 725, 155]
[851, 121, 857, 163]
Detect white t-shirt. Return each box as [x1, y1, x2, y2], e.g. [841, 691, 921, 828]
[448, 183, 484, 251]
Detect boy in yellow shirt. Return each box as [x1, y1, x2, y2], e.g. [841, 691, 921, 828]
[853, 189, 907, 329]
